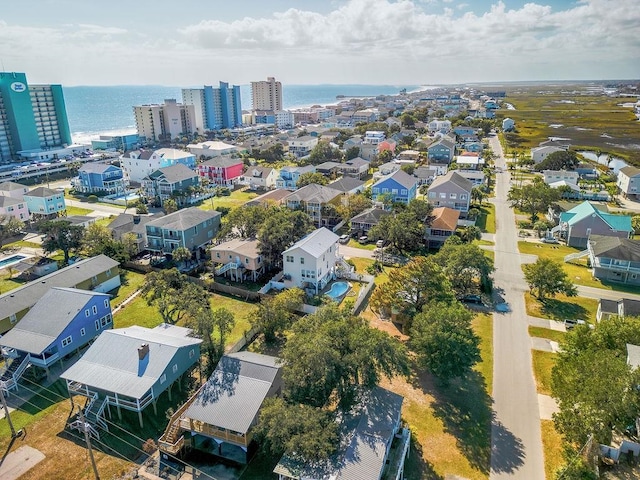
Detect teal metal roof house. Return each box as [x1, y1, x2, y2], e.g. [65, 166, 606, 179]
[557, 201, 633, 248]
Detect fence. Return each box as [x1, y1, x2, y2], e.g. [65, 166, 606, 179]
[227, 327, 261, 354]
[339, 271, 376, 315]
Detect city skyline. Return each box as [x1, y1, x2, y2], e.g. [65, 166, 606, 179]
[0, 0, 638, 86]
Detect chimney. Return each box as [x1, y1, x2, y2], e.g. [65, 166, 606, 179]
[138, 343, 149, 360]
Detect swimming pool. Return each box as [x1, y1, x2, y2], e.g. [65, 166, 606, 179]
[325, 281, 350, 301]
[0, 254, 26, 269]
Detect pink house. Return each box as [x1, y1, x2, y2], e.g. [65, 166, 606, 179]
[197, 157, 244, 187]
[0, 196, 29, 221]
[378, 140, 397, 154]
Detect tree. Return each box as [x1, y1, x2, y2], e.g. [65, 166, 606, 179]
[377, 150, 394, 163]
[434, 242, 494, 295]
[336, 193, 372, 221]
[508, 180, 560, 222]
[551, 316, 640, 445]
[254, 398, 339, 463]
[141, 268, 209, 324]
[188, 306, 236, 370]
[0, 216, 24, 244]
[258, 208, 313, 270]
[458, 225, 482, 244]
[219, 204, 269, 239]
[400, 113, 416, 127]
[368, 200, 433, 256]
[171, 246, 192, 265]
[534, 150, 579, 172]
[533, 219, 554, 238]
[283, 304, 409, 408]
[308, 142, 341, 165]
[471, 187, 486, 205]
[296, 172, 329, 188]
[39, 220, 84, 265]
[345, 146, 360, 160]
[135, 201, 148, 214]
[82, 223, 137, 263]
[249, 288, 304, 343]
[523, 258, 577, 299]
[163, 198, 178, 214]
[400, 164, 415, 175]
[410, 302, 480, 382]
[370, 256, 455, 320]
[632, 215, 640, 236]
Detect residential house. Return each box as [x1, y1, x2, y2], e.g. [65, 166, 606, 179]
[371, 170, 418, 205]
[187, 141, 240, 159]
[627, 344, 640, 371]
[427, 136, 456, 163]
[0, 288, 113, 392]
[337, 157, 369, 179]
[211, 238, 265, 282]
[350, 207, 391, 237]
[343, 136, 363, 150]
[0, 196, 29, 221]
[108, 213, 164, 254]
[62, 324, 202, 429]
[197, 157, 244, 187]
[275, 165, 316, 190]
[425, 207, 460, 248]
[413, 166, 437, 186]
[0, 254, 120, 335]
[376, 161, 401, 178]
[455, 153, 485, 171]
[531, 146, 565, 164]
[538, 139, 571, 150]
[0, 181, 29, 200]
[352, 109, 378, 123]
[283, 227, 339, 294]
[617, 166, 640, 199]
[245, 189, 291, 207]
[158, 352, 282, 465]
[142, 164, 200, 207]
[283, 184, 343, 228]
[363, 131, 385, 145]
[75, 163, 125, 194]
[12, 257, 58, 279]
[52, 215, 96, 228]
[428, 120, 452, 134]
[240, 166, 278, 190]
[384, 116, 402, 128]
[453, 126, 478, 136]
[427, 171, 473, 216]
[145, 208, 221, 256]
[575, 163, 599, 180]
[121, 149, 197, 185]
[328, 177, 365, 195]
[597, 298, 640, 322]
[24, 186, 66, 218]
[427, 161, 449, 176]
[288, 136, 318, 158]
[378, 139, 397, 155]
[456, 170, 486, 187]
[359, 143, 379, 161]
[273, 386, 409, 480]
[315, 161, 342, 177]
[556, 202, 633, 248]
[543, 170, 580, 185]
[588, 235, 640, 286]
[396, 150, 421, 163]
[502, 118, 515, 131]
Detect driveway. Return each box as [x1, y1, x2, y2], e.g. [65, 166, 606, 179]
[0, 445, 45, 480]
[489, 134, 545, 479]
[338, 245, 375, 259]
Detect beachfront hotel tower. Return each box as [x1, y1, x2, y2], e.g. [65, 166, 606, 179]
[133, 99, 196, 142]
[182, 82, 243, 132]
[251, 76, 282, 112]
[0, 72, 72, 163]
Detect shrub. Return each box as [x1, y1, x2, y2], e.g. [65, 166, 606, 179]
[517, 220, 533, 229]
[87, 195, 98, 203]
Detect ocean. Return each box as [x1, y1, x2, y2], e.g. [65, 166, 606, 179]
[63, 84, 421, 142]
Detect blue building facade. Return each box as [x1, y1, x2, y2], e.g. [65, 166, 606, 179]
[91, 133, 139, 152]
[76, 163, 125, 194]
[372, 171, 418, 205]
[24, 186, 66, 217]
[202, 82, 242, 130]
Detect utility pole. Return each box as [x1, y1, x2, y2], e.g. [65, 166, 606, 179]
[78, 407, 100, 480]
[0, 387, 20, 438]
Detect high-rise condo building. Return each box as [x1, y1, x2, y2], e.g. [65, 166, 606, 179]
[182, 82, 243, 132]
[133, 99, 196, 142]
[0, 72, 72, 163]
[251, 77, 282, 112]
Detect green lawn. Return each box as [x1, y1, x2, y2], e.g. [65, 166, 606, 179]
[109, 270, 146, 309]
[65, 205, 94, 216]
[2, 240, 42, 249]
[347, 238, 377, 250]
[473, 313, 494, 395]
[0, 275, 27, 295]
[474, 203, 496, 234]
[524, 292, 598, 322]
[529, 326, 566, 343]
[518, 240, 640, 293]
[541, 419, 565, 480]
[531, 350, 556, 396]
[197, 188, 260, 211]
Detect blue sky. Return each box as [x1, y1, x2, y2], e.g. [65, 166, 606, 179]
[0, 0, 637, 86]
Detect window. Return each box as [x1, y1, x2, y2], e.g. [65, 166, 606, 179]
[460, 194, 468, 200]
[440, 192, 446, 199]
[172, 364, 178, 373]
[216, 252, 220, 258]
[401, 189, 407, 195]
[160, 374, 167, 384]
[300, 257, 304, 264]
[85, 309, 90, 317]
[372, 187, 379, 194]
[104, 299, 109, 308]
[80, 328, 86, 336]
[286, 255, 294, 263]
[189, 349, 195, 359]
[62, 335, 73, 347]
[95, 320, 100, 331]
[92, 305, 98, 315]
[10, 314, 17, 324]
[428, 192, 436, 198]
[449, 193, 457, 199]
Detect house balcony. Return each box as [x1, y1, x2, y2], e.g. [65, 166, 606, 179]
[382, 427, 411, 480]
[591, 257, 640, 274]
[179, 418, 251, 448]
[29, 351, 59, 367]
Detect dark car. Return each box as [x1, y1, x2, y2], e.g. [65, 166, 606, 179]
[459, 294, 483, 305]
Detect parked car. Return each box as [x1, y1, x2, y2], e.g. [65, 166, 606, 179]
[358, 236, 369, 244]
[541, 236, 559, 244]
[564, 318, 586, 330]
[339, 234, 349, 244]
[376, 239, 386, 248]
[459, 294, 483, 305]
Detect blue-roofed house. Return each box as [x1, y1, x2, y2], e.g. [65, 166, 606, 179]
[273, 386, 410, 480]
[0, 288, 113, 392]
[75, 162, 126, 194]
[275, 165, 316, 190]
[158, 351, 283, 464]
[62, 324, 202, 430]
[371, 170, 417, 205]
[556, 201, 633, 248]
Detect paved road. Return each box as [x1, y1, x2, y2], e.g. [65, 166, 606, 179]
[489, 134, 545, 479]
[338, 244, 375, 259]
[576, 285, 640, 302]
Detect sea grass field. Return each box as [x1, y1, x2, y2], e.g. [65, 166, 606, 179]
[494, 86, 640, 166]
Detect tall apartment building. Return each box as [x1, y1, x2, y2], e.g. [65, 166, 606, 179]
[181, 82, 242, 132]
[0, 72, 72, 163]
[251, 76, 282, 112]
[133, 99, 196, 142]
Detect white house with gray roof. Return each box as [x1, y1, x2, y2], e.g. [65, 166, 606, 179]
[159, 351, 282, 464]
[617, 166, 640, 199]
[62, 324, 202, 429]
[145, 207, 221, 256]
[283, 184, 343, 228]
[283, 227, 340, 294]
